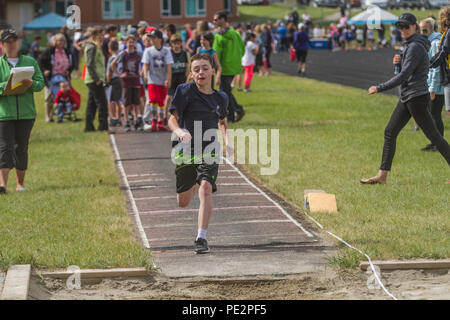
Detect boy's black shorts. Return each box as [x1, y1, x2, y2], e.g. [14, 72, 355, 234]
[124, 87, 141, 106]
[168, 73, 187, 96]
[175, 162, 219, 194]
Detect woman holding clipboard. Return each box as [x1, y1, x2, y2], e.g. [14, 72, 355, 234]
[0, 29, 44, 194]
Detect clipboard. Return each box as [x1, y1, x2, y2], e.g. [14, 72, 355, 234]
[2, 66, 34, 96]
[2, 75, 29, 96]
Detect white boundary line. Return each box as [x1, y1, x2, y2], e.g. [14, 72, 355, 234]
[222, 157, 314, 238]
[110, 135, 150, 249]
[223, 157, 396, 299]
[301, 210, 398, 300]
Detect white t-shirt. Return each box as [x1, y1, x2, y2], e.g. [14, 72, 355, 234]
[241, 41, 257, 67]
[141, 45, 174, 85]
[7, 58, 19, 67]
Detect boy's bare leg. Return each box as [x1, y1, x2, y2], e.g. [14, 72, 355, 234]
[197, 180, 213, 230]
[177, 184, 198, 207]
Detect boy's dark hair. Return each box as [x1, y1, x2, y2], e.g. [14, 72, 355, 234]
[34, 36, 41, 41]
[244, 32, 255, 43]
[190, 53, 214, 69]
[166, 24, 176, 35]
[106, 24, 118, 33]
[215, 11, 228, 22]
[108, 37, 119, 51]
[202, 32, 214, 46]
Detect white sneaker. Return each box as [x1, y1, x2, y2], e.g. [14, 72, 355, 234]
[143, 123, 152, 131]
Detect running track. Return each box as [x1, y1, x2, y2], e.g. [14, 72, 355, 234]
[110, 131, 333, 278]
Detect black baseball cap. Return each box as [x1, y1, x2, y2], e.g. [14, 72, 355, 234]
[1, 28, 18, 42]
[396, 13, 417, 27]
[149, 29, 163, 39]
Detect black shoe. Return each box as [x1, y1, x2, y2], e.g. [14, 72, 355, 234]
[421, 144, 437, 152]
[0, 186, 6, 194]
[194, 238, 210, 254]
[57, 118, 63, 123]
[84, 126, 96, 132]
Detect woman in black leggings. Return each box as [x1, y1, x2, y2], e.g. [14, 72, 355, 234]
[361, 13, 450, 184]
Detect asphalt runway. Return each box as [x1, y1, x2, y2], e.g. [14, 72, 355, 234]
[110, 131, 333, 278]
[272, 47, 401, 96]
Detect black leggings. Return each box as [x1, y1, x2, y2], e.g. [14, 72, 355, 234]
[0, 119, 35, 170]
[220, 75, 245, 123]
[86, 82, 108, 131]
[429, 94, 445, 141]
[380, 94, 450, 171]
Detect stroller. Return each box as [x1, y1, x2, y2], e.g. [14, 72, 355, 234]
[49, 74, 81, 121]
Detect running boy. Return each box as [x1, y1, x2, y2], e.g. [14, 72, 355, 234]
[168, 53, 232, 254]
[142, 29, 173, 132]
[111, 34, 143, 132]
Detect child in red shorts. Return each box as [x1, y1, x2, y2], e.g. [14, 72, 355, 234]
[142, 30, 173, 132]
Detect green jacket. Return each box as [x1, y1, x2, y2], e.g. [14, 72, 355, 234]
[84, 40, 105, 84]
[0, 54, 45, 121]
[213, 27, 245, 76]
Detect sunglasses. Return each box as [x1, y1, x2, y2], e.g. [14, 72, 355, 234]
[397, 23, 410, 30]
[421, 29, 428, 34]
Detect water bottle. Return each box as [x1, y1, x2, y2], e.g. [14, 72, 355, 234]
[394, 52, 403, 75]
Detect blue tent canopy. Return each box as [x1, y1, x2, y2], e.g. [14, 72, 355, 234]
[23, 13, 67, 30]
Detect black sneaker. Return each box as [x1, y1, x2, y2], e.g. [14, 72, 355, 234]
[0, 186, 6, 194]
[194, 238, 210, 254]
[124, 123, 131, 132]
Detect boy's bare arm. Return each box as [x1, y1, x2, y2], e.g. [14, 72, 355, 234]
[169, 111, 191, 142]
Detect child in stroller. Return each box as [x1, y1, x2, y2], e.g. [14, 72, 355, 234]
[53, 80, 80, 122]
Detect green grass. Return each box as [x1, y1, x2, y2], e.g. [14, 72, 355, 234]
[238, 4, 441, 25]
[0, 78, 151, 272]
[238, 4, 339, 24]
[232, 72, 450, 269]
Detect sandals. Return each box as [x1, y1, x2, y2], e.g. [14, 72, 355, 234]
[360, 178, 386, 185]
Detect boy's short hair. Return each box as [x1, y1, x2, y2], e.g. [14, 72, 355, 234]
[215, 11, 228, 22]
[170, 34, 182, 43]
[166, 24, 176, 35]
[106, 24, 118, 33]
[34, 36, 42, 41]
[190, 53, 213, 69]
[125, 34, 136, 42]
[108, 37, 119, 51]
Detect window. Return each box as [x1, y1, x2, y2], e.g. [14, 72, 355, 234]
[55, 0, 74, 16]
[185, 0, 205, 17]
[224, 0, 233, 16]
[103, 0, 133, 19]
[41, 0, 51, 15]
[161, 0, 181, 17]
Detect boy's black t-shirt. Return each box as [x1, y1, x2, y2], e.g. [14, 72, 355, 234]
[169, 81, 228, 155]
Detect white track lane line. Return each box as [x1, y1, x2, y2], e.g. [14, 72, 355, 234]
[110, 135, 150, 249]
[126, 173, 164, 178]
[222, 157, 314, 238]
